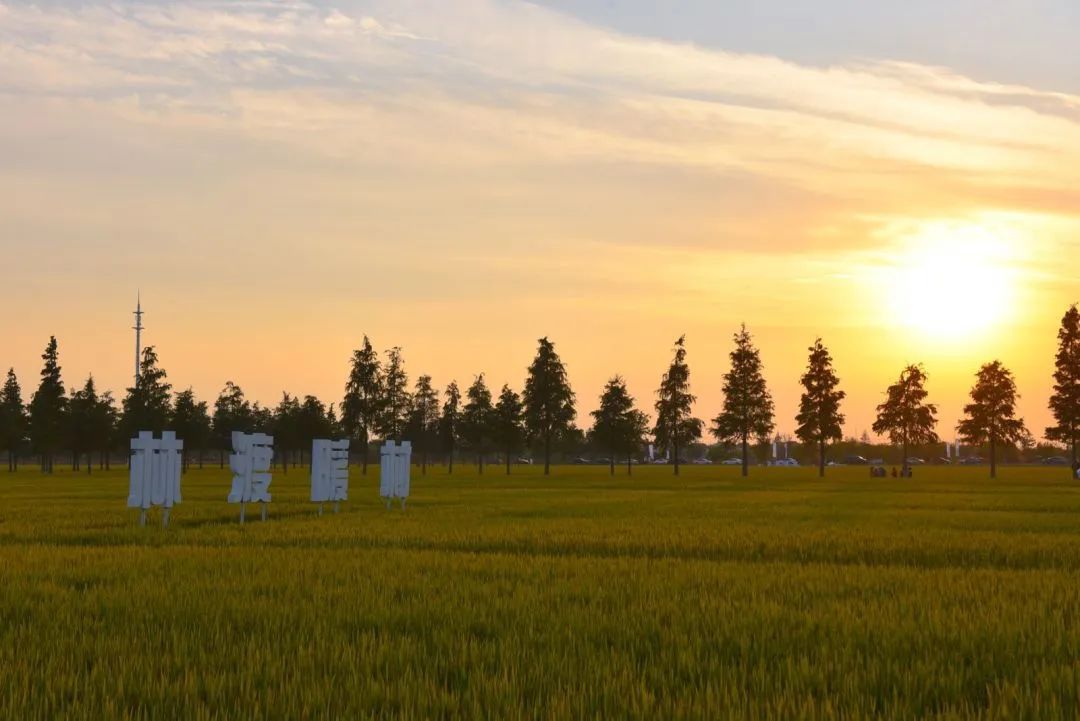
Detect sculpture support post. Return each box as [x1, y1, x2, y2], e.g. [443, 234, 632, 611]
[139, 509, 147, 527]
[261, 502, 267, 522]
[162, 508, 170, 528]
[240, 502, 246, 524]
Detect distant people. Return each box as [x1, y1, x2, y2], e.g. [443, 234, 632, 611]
[1073, 460, 1080, 480]
[891, 467, 898, 478]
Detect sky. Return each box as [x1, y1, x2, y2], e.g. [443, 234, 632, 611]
[2, 0, 1079, 443]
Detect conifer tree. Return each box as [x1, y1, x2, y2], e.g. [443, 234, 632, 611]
[297, 395, 332, 464]
[122, 346, 173, 439]
[273, 392, 302, 471]
[461, 374, 494, 474]
[712, 326, 775, 477]
[654, 336, 703, 475]
[593, 376, 649, 475]
[958, 361, 1030, 479]
[72, 377, 114, 472]
[523, 337, 576, 475]
[0, 368, 28, 471]
[492, 384, 525, 475]
[212, 381, 252, 468]
[29, 336, 66, 473]
[341, 336, 384, 474]
[795, 338, 846, 477]
[171, 388, 211, 472]
[440, 381, 462, 473]
[407, 375, 440, 474]
[1047, 304, 1080, 468]
[873, 364, 939, 474]
[378, 347, 410, 441]
[93, 391, 118, 470]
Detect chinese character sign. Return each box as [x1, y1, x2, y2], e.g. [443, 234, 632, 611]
[127, 431, 183, 527]
[380, 440, 411, 508]
[311, 439, 350, 508]
[228, 432, 274, 521]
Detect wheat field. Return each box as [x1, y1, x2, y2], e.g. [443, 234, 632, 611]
[1, 463, 1078, 719]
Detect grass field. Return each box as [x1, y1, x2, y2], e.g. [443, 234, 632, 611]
[1, 463, 1079, 720]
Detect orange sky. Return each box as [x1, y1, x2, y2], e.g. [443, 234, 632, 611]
[2, 1, 1078, 443]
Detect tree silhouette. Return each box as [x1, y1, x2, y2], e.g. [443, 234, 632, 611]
[1047, 304, 1080, 469]
[407, 375, 440, 474]
[94, 391, 118, 471]
[440, 381, 461, 473]
[957, 361, 1030, 479]
[67, 375, 101, 472]
[171, 388, 210, 472]
[0, 368, 28, 471]
[712, 326, 775, 477]
[272, 392, 301, 471]
[29, 336, 66, 474]
[378, 347, 410, 442]
[296, 395, 333, 464]
[461, 374, 494, 474]
[592, 376, 649, 476]
[212, 381, 252, 468]
[341, 336, 384, 474]
[523, 337, 576, 475]
[795, 338, 846, 477]
[655, 336, 703, 475]
[121, 346, 173, 439]
[873, 364, 939, 474]
[492, 384, 525, 475]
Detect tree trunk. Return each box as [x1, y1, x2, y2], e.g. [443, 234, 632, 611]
[362, 431, 369, 475]
[506, 451, 511, 476]
[819, 439, 826, 478]
[902, 438, 908, 477]
[219, 449, 224, 469]
[990, 434, 997, 479]
[741, 437, 749, 478]
[609, 453, 615, 477]
[86, 452, 91, 474]
[673, 437, 680, 477]
[478, 449, 484, 475]
[448, 444, 454, 474]
[543, 434, 551, 476]
[627, 453, 632, 476]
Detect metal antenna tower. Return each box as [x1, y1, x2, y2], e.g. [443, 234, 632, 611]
[133, 292, 144, 387]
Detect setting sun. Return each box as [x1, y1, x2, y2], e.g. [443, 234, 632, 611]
[881, 222, 1021, 341]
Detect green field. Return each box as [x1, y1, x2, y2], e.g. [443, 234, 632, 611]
[1, 464, 1079, 719]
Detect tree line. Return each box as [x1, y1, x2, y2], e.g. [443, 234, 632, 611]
[2, 306, 1079, 479]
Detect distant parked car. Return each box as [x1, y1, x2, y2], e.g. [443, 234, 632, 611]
[774, 458, 799, 467]
[573, 457, 590, 465]
[515, 457, 533, 465]
[720, 458, 741, 465]
[1042, 456, 1070, 466]
[869, 458, 885, 466]
[959, 456, 984, 465]
[651, 458, 669, 464]
[905, 457, 926, 465]
[595, 457, 611, 465]
[843, 455, 869, 465]
[692, 457, 713, 465]
[933, 457, 951, 465]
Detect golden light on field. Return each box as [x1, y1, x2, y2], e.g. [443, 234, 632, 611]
[879, 221, 1021, 342]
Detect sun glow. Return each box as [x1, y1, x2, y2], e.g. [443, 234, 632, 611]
[881, 221, 1021, 341]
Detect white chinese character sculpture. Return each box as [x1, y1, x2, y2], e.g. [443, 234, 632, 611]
[380, 440, 411, 509]
[311, 438, 350, 515]
[127, 431, 183, 527]
[228, 431, 274, 523]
